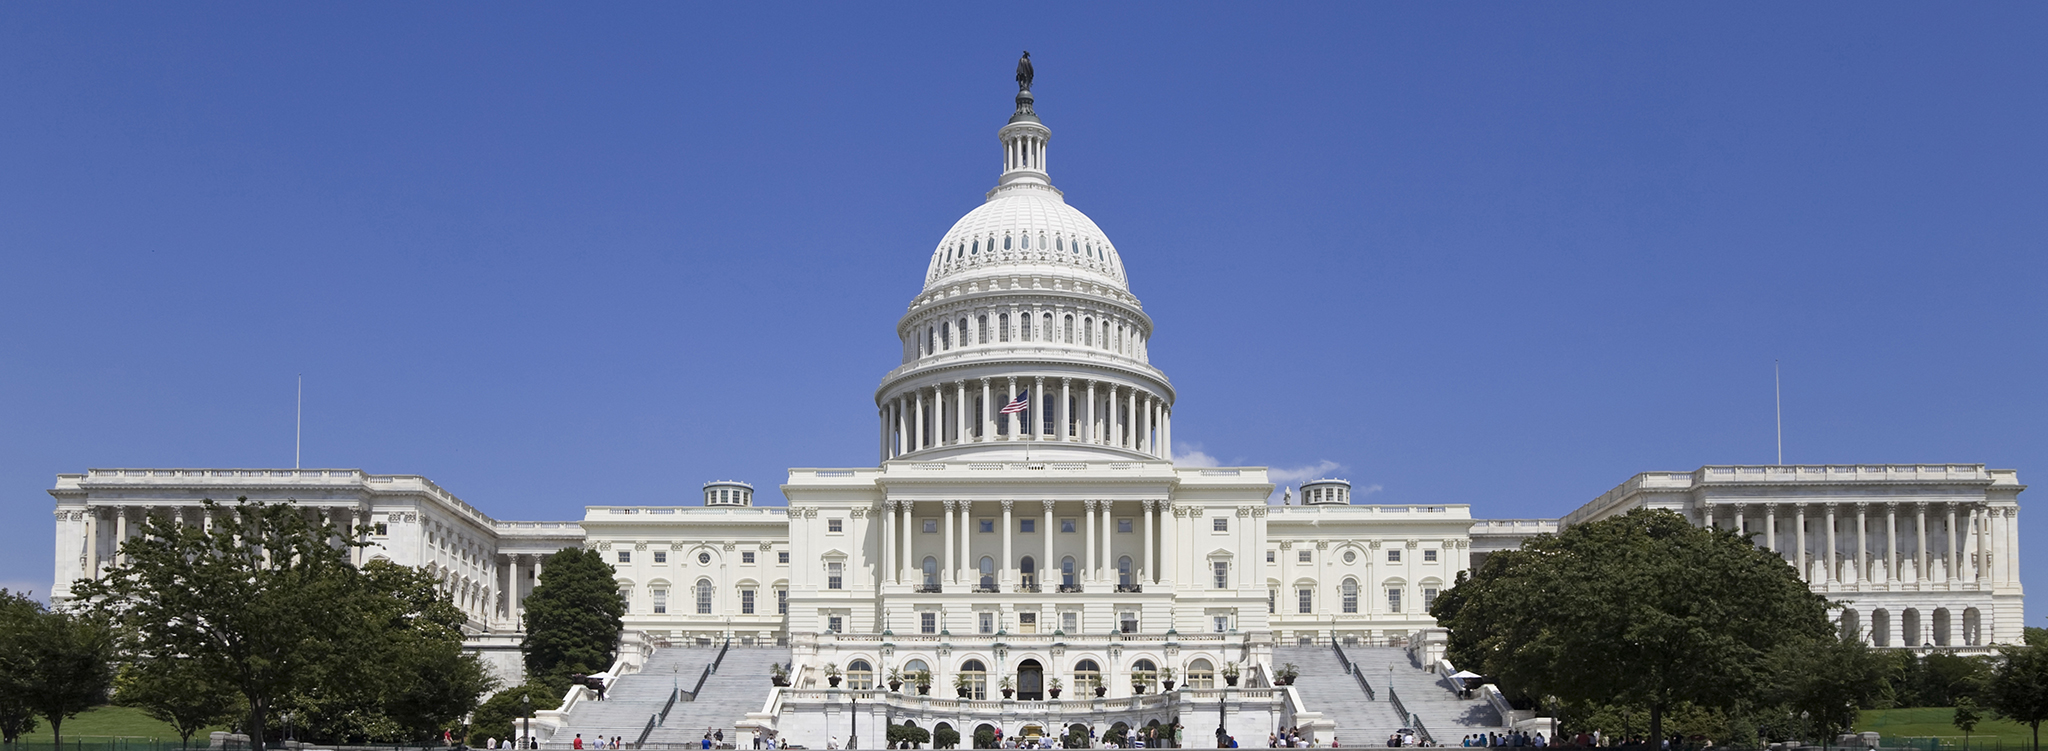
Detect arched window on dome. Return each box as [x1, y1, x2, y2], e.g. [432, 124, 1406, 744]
[941, 322, 951, 351]
[1101, 322, 1110, 349]
[1056, 236, 1064, 252]
[1004, 234, 1012, 251]
[972, 239, 979, 255]
[977, 315, 987, 344]
[1067, 395, 1079, 438]
[1039, 232, 1047, 250]
[1021, 314, 1032, 341]
[1021, 233, 1029, 250]
[999, 314, 1010, 343]
[1083, 317, 1094, 347]
[1042, 313, 1053, 342]
[1063, 315, 1074, 343]
[958, 318, 968, 349]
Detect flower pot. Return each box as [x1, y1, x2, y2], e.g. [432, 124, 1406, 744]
[1001, 689, 1014, 699]
[918, 685, 931, 695]
[1132, 684, 1147, 694]
[958, 688, 971, 698]
[1094, 686, 1107, 697]
[772, 678, 789, 687]
[890, 681, 903, 692]
[828, 676, 841, 687]
[1162, 681, 1175, 691]
[1224, 676, 1238, 687]
[1049, 689, 1062, 699]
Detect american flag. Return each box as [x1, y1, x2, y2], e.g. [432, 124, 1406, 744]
[999, 389, 1031, 415]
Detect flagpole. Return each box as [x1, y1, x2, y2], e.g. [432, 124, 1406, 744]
[296, 374, 303, 469]
[1774, 361, 1782, 465]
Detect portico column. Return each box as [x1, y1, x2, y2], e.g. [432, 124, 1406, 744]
[1126, 388, 1137, 450]
[1766, 504, 1778, 555]
[981, 379, 993, 442]
[1916, 503, 1929, 582]
[1734, 503, 1747, 538]
[1085, 381, 1097, 444]
[1084, 500, 1098, 584]
[1144, 500, 1157, 585]
[1034, 376, 1047, 439]
[1136, 395, 1149, 454]
[1099, 500, 1112, 582]
[1162, 404, 1172, 460]
[943, 500, 957, 585]
[1161, 503, 1179, 587]
[883, 500, 897, 585]
[1856, 504, 1869, 584]
[895, 398, 907, 456]
[901, 500, 914, 584]
[1041, 501, 1055, 589]
[1886, 503, 1899, 581]
[84, 510, 99, 579]
[114, 508, 128, 567]
[2004, 508, 2019, 586]
[1795, 505, 1808, 581]
[1059, 378, 1071, 441]
[1001, 500, 1014, 588]
[1946, 502, 1960, 583]
[959, 499, 973, 584]
[1824, 504, 1837, 584]
[1006, 377, 1019, 439]
[915, 390, 927, 451]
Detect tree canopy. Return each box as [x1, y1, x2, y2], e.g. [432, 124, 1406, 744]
[0, 589, 116, 749]
[521, 548, 623, 685]
[1430, 507, 1835, 744]
[1987, 641, 2048, 751]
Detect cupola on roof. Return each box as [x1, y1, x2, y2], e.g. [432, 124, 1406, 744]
[921, 56, 1129, 292]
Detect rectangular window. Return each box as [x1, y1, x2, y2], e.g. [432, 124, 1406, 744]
[828, 615, 843, 633]
[1117, 518, 1133, 533]
[979, 519, 994, 533]
[1268, 589, 1276, 614]
[777, 589, 788, 615]
[1060, 519, 1076, 533]
[1119, 611, 1138, 634]
[1062, 611, 1078, 633]
[779, 551, 790, 564]
[652, 588, 668, 614]
[1388, 549, 1402, 563]
[1212, 560, 1229, 589]
[373, 522, 389, 536]
[617, 551, 631, 564]
[1388, 588, 1403, 613]
[1019, 612, 1037, 634]
[742, 589, 756, 614]
[654, 551, 668, 564]
[1424, 587, 1439, 609]
[1021, 518, 1036, 533]
[743, 551, 755, 564]
[1266, 550, 1276, 563]
[921, 612, 937, 634]
[1343, 586, 1358, 613]
[828, 519, 843, 533]
[697, 584, 713, 614]
[1213, 517, 1229, 532]
[1298, 550, 1313, 563]
[827, 561, 843, 590]
[924, 519, 939, 534]
[619, 588, 631, 612]
[979, 612, 995, 635]
[1298, 588, 1313, 614]
[1424, 549, 1438, 562]
[1214, 615, 1230, 633]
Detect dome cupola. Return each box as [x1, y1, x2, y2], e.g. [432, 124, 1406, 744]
[876, 55, 1175, 465]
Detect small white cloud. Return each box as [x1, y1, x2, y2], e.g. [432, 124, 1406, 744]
[1268, 460, 1344, 486]
[1353, 483, 1385, 498]
[1173, 444, 1221, 468]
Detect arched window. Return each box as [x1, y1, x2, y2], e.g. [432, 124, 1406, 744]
[848, 659, 874, 690]
[1021, 233, 1029, 250]
[904, 658, 929, 675]
[1021, 314, 1032, 341]
[1342, 579, 1359, 613]
[941, 322, 951, 350]
[1042, 313, 1053, 342]
[1020, 556, 1037, 589]
[999, 314, 1010, 343]
[960, 659, 988, 700]
[1073, 659, 1100, 691]
[1063, 315, 1074, 343]
[971, 239, 979, 255]
[1057, 236, 1065, 252]
[1118, 556, 1134, 588]
[1188, 659, 1215, 689]
[1004, 234, 1013, 251]
[979, 556, 996, 591]
[977, 315, 987, 344]
[1132, 659, 1157, 687]
[695, 579, 713, 615]
[1083, 318, 1094, 346]
[1061, 556, 1077, 590]
[922, 556, 939, 588]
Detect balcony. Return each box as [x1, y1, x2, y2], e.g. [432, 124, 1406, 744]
[1015, 583, 1040, 593]
[973, 586, 999, 594]
[916, 584, 943, 594]
[1116, 584, 1144, 593]
[1057, 585, 1084, 593]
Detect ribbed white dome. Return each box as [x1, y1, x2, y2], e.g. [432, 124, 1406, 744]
[923, 191, 1128, 291]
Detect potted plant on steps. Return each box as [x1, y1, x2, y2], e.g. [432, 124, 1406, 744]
[887, 667, 904, 692]
[1222, 662, 1240, 687]
[1048, 677, 1064, 700]
[1275, 663, 1299, 686]
[954, 672, 972, 698]
[999, 676, 1014, 699]
[1094, 682, 1107, 698]
[825, 663, 842, 688]
[771, 663, 790, 687]
[914, 670, 933, 695]
[1159, 667, 1177, 691]
[1132, 670, 1154, 695]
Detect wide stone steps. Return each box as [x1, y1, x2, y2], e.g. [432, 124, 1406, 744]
[1276, 645, 1508, 745]
[1274, 646, 1409, 745]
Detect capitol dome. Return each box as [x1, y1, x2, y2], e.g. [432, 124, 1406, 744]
[874, 63, 1174, 464]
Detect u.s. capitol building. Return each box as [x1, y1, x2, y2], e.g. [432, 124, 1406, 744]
[45, 64, 2026, 748]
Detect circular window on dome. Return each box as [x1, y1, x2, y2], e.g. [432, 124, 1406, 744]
[698, 552, 711, 565]
[1343, 551, 1357, 564]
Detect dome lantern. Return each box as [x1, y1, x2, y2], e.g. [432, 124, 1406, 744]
[703, 480, 754, 507]
[1300, 479, 1354, 506]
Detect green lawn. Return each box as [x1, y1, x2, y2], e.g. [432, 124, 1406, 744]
[16, 705, 224, 743]
[1860, 707, 2041, 746]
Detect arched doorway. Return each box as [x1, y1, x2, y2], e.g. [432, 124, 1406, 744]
[973, 724, 998, 750]
[1018, 658, 1044, 700]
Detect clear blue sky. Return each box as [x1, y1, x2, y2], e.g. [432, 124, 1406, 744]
[3, 5, 2043, 604]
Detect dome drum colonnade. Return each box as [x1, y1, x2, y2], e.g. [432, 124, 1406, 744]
[878, 72, 1171, 463]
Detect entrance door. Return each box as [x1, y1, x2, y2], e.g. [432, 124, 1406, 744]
[1018, 659, 1044, 701]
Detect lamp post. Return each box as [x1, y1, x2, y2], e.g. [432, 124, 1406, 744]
[522, 694, 532, 750]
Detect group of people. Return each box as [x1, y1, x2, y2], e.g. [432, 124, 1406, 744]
[1386, 731, 1425, 747]
[1461, 733, 1545, 747]
[1268, 727, 1322, 747]
[478, 738, 535, 749]
[571, 734, 627, 749]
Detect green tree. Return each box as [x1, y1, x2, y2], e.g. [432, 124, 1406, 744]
[1431, 508, 1833, 746]
[0, 590, 45, 744]
[1773, 632, 1888, 748]
[889, 723, 932, 747]
[521, 549, 623, 685]
[114, 654, 244, 748]
[1955, 697, 1984, 750]
[1917, 653, 1995, 707]
[934, 724, 960, 749]
[13, 606, 116, 750]
[1986, 642, 2048, 751]
[74, 498, 367, 751]
[471, 682, 563, 745]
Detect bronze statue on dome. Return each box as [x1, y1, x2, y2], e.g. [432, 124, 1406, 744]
[1016, 51, 1033, 91]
